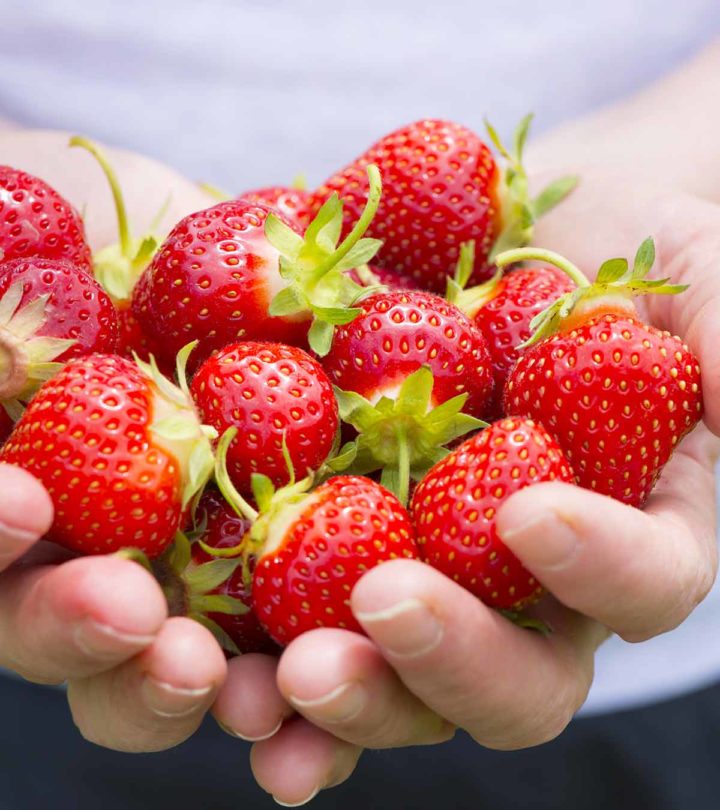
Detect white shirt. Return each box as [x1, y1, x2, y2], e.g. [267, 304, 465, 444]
[1, 0, 719, 714]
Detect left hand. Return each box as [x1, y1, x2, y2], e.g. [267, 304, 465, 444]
[212, 173, 720, 806]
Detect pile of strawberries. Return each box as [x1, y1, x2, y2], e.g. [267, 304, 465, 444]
[0, 118, 702, 654]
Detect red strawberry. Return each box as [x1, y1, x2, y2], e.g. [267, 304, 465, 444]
[240, 471, 418, 646]
[239, 185, 314, 231]
[0, 353, 215, 556]
[448, 241, 575, 417]
[411, 417, 575, 609]
[189, 490, 278, 655]
[0, 257, 119, 414]
[0, 406, 12, 445]
[133, 164, 383, 370]
[322, 290, 493, 501]
[311, 117, 576, 291]
[0, 165, 92, 271]
[70, 137, 161, 358]
[501, 240, 703, 507]
[191, 342, 338, 493]
[348, 264, 417, 291]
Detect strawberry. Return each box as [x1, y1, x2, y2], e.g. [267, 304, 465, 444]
[322, 290, 492, 502]
[411, 417, 575, 609]
[239, 185, 314, 231]
[0, 165, 92, 271]
[212, 431, 418, 646]
[447, 241, 575, 417]
[0, 407, 12, 445]
[501, 240, 703, 507]
[311, 116, 576, 292]
[0, 352, 215, 556]
[349, 264, 417, 291]
[133, 164, 383, 369]
[0, 257, 119, 421]
[191, 341, 338, 493]
[70, 137, 162, 358]
[188, 490, 278, 654]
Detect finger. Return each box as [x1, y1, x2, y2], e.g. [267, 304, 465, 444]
[497, 429, 718, 641]
[352, 559, 607, 750]
[251, 716, 362, 807]
[0, 556, 167, 683]
[67, 617, 226, 753]
[0, 465, 53, 571]
[277, 628, 453, 749]
[212, 654, 294, 742]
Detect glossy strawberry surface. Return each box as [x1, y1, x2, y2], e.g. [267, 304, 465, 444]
[132, 201, 309, 372]
[253, 475, 417, 645]
[0, 166, 92, 271]
[192, 342, 338, 492]
[411, 417, 575, 609]
[312, 119, 501, 291]
[323, 290, 493, 418]
[505, 313, 703, 507]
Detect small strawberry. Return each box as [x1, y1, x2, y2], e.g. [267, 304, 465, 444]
[191, 341, 338, 493]
[210, 431, 418, 646]
[501, 239, 703, 507]
[0, 165, 92, 271]
[322, 290, 492, 502]
[447, 241, 575, 417]
[133, 165, 383, 369]
[411, 417, 575, 609]
[0, 257, 119, 420]
[70, 137, 162, 358]
[311, 116, 576, 291]
[239, 185, 314, 231]
[0, 351, 216, 556]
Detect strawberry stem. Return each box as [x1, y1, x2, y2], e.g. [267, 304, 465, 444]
[495, 247, 590, 289]
[396, 423, 410, 506]
[69, 136, 132, 260]
[214, 428, 260, 522]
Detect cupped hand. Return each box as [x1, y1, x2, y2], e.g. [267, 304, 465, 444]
[212, 177, 720, 805]
[0, 131, 228, 754]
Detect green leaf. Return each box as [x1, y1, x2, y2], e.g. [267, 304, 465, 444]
[396, 366, 434, 416]
[268, 285, 307, 317]
[596, 258, 629, 285]
[380, 465, 402, 500]
[311, 304, 362, 326]
[314, 209, 343, 254]
[308, 321, 335, 355]
[265, 213, 305, 259]
[190, 613, 240, 655]
[333, 238, 384, 273]
[632, 237, 656, 279]
[191, 594, 250, 616]
[512, 113, 534, 163]
[251, 473, 275, 513]
[326, 441, 359, 472]
[531, 175, 579, 218]
[484, 118, 511, 161]
[133, 235, 158, 268]
[452, 240, 476, 291]
[303, 194, 342, 248]
[152, 415, 199, 441]
[169, 530, 192, 574]
[185, 558, 243, 594]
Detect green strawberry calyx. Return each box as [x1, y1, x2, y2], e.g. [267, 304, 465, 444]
[495, 237, 688, 347]
[446, 240, 504, 318]
[135, 342, 218, 512]
[0, 281, 76, 415]
[328, 366, 486, 505]
[486, 115, 579, 262]
[266, 164, 384, 356]
[70, 136, 163, 305]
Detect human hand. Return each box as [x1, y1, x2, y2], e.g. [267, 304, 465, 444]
[210, 174, 719, 805]
[0, 132, 230, 753]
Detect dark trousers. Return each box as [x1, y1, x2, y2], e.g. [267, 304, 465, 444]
[0, 675, 718, 809]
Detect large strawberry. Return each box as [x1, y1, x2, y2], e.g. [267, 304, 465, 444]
[240, 185, 314, 231]
[0, 353, 215, 556]
[322, 290, 492, 502]
[501, 240, 703, 507]
[0, 165, 92, 271]
[70, 137, 163, 359]
[311, 116, 576, 292]
[0, 257, 119, 421]
[411, 417, 575, 609]
[133, 165, 383, 369]
[210, 431, 418, 646]
[447, 241, 575, 417]
[191, 341, 338, 493]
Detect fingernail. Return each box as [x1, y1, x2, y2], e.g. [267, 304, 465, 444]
[355, 598, 443, 659]
[74, 620, 156, 659]
[141, 676, 214, 718]
[289, 682, 367, 725]
[273, 786, 320, 807]
[498, 509, 579, 571]
[218, 718, 283, 742]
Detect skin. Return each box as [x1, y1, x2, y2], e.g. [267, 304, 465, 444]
[0, 39, 719, 804]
